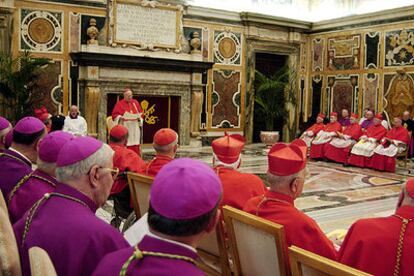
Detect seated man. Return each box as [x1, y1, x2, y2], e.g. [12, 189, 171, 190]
[310, 112, 342, 159]
[109, 125, 146, 225]
[348, 113, 387, 168]
[360, 109, 374, 131]
[14, 136, 129, 276]
[63, 105, 87, 136]
[367, 117, 410, 172]
[0, 116, 12, 150]
[8, 131, 73, 223]
[144, 128, 178, 176]
[339, 109, 350, 127]
[339, 179, 414, 276]
[402, 110, 414, 157]
[0, 117, 45, 199]
[324, 113, 362, 164]
[243, 139, 337, 263]
[212, 133, 266, 209]
[93, 158, 222, 276]
[300, 113, 325, 147]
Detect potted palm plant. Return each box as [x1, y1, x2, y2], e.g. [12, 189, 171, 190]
[254, 65, 296, 146]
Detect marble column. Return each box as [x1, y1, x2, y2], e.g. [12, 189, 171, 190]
[190, 72, 203, 139]
[85, 86, 100, 137]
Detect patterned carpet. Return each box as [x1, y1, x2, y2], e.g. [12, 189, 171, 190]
[98, 143, 412, 233]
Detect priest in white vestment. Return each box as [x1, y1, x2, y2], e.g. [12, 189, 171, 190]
[63, 105, 87, 136]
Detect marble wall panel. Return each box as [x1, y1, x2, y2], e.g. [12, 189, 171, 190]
[69, 12, 80, 52]
[327, 35, 360, 71]
[363, 73, 379, 111]
[312, 38, 324, 71]
[213, 31, 242, 65]
[385, 29, 414, 67]
[364, 32, 379, 69]
[327, 75, 358, 114]
[212, 70, 241, 128]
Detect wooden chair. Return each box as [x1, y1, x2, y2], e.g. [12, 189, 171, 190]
[106, 116, 115, 142]
[397, 132, 411, 169]
[0, 191, 8, 218]
[0, 208, 21, 276]
[29, 247, 57, 276]
[222, 205, 288, 276]
[127, 172, 154, 219]
[289, 246, 372, 276]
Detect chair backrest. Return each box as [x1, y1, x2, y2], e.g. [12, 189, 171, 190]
[29, 247, 57, 276]
[127, 172, 154, 219]
[0, 208, 21, 276]
[222, 205, 288, 276]
[0, 192, 8, 218]
[289, 246, 372, 276]
[106, 116, 114, 142]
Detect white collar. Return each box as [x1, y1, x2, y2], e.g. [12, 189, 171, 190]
[146, 231, 197, 253]
[8, 147, 32, 164]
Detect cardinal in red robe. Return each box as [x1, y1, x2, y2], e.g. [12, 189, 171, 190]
[367, 117, 410, 172]
[243, 139, 337, 271]
[347, 113, 387, 168]
[111, 89, 143, 155]
[300, 113, 325, 147]
[144, 128, 178, 176]
[212, 133, 266, 210]
[339, 179, 414, 276]
[310, 112, 342, 159]
[324, 113, 363, 164]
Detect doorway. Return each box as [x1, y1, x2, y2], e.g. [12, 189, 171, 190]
[253, 53, 288, 143]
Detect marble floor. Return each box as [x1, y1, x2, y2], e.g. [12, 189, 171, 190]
[98, 143, 413, 234]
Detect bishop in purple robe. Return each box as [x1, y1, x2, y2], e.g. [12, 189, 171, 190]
[0, 117, 45, 199]
[0, 116, 12, 150]
[8, 131, 73, 223]
[14, 136, 129, 276]
[93, 158, 222, 276]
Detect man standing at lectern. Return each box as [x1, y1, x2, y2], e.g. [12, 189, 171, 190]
[112, 89, 143, 155]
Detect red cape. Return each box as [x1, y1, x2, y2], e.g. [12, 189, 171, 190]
[343, 123, 363, 141]
[144, 155, 173, 176]
[111, 99, 143, 120]
[324, 121, 342, 132]
[306, 122, 325, 135]
[365, 124, 387, 140]
[385, 126, 410, 144]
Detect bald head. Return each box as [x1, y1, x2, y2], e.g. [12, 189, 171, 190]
[403, 111, 411, 121]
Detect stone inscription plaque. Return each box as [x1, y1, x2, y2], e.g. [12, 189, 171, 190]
[115, 2, 179, 48]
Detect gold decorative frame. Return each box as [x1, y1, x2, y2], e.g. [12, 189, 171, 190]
[111, 0, 182, 49]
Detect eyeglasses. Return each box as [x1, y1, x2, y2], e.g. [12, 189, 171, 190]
[99, 167, 119, 180]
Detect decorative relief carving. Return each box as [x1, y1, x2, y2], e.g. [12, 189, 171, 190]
[87, 18, 99, 45]
[108, 0, 183, 53]
[214, 31, 242, 65]
[312, 38, 324, 71]
[327, 35, 360, 70]
[20, 9, 62, 52]
[385, 29, 414, 66]
[212, 70, 241, 128]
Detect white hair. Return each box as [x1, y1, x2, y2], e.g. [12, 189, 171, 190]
[267, 168, 307, 187]
[56, 143, 114, 183]
[0, 125, 11, 139]
[213, 153, 241, 169]
[37, 159, 57, 172]
[153, 135, 178, 153]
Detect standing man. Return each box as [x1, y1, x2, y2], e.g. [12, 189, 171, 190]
[367, 117, 410, 172]
[243, 139, 337, 265]
[339, 179, 414, 276]
[13, 136, 129, 276]
[212, 133, 266, 210]
[93, 158, 222, 276]
[112, 89, 143, 155]
[8, 131, 73, 223]
[63, 105, 87, 136]
[144, 128, 178, 176]
[0, 117, 46, 199]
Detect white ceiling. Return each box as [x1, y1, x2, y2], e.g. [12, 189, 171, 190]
[187, 0, 414, 22]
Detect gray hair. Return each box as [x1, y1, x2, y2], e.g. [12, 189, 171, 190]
[37, 158, 57, 172]
[267, 168, 306, 187]
[153, 137, 178, 153]
[56, 143, 114, 183]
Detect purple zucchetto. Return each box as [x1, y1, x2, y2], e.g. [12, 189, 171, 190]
[38, 131, 74, 163]
[14, 116, 45, 134]
[56, 136, 103, 167]
[150, 158, 222, 220]
[0, 116, 10, 131]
